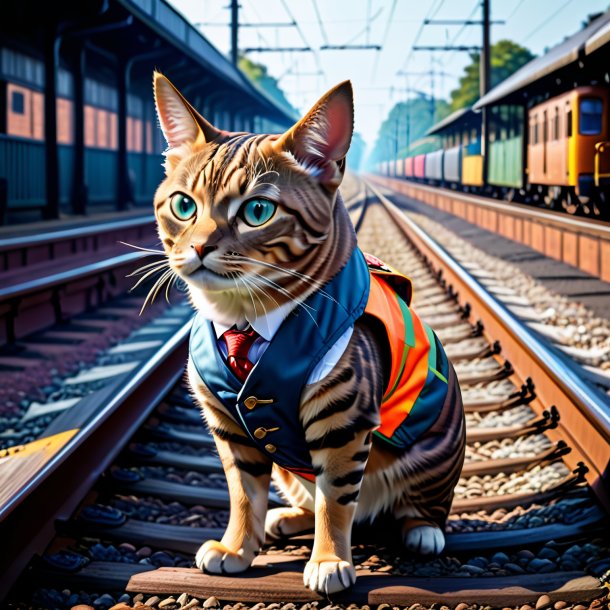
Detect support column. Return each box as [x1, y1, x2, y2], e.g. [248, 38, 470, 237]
[43, 26, 60, 219]
[71, 43, 87, 215]
[231, 111, 240, 132]
[117, 61, 133, 210]
[230, 0, 239, 66]
[480, 0, 491, 185]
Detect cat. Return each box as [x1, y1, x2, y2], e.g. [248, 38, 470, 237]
[152, 71, 465, 595]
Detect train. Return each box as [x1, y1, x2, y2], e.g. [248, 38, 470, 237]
[382, 86, 610, 217]
[379, 11, 610, 218]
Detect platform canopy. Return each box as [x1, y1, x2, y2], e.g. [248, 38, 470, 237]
[118, 0, 297, 125]
[426, 108, 472, 136]
[473, 9, 610, 110]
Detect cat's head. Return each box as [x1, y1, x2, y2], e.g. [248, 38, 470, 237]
[152, 72, 356, 326]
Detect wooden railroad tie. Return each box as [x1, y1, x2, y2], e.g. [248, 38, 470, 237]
[127, 554, 602, 605]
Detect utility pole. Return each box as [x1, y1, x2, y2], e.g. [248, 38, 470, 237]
[480, 0, 491, 97]
[411, 1, 497, 179]
[480, 0, 491, 183]
[230, 0, 239, 65]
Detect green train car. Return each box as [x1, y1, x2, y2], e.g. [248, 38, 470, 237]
[488, 105, 524, 194]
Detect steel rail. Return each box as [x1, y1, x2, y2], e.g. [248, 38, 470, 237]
[0, 214, 155, 251]
[0, 251, 149, 301]
[0, 319, 191, 599]
[365, 179, 610, 502]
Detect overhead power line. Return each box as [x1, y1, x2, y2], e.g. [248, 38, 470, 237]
[424, 19, 504, 24]
[506, 0, 528, 21]
[243, 47, 311, 53]
[413, 45, 480, 51]
[522, 0, 576, 43]
[279, 0, 326, 81]
[198, 21, 295, 27]
[441, 1, 480, 66]
[321, 44, 382, 50]
[400, 0, 447, 73]
[371, 0, 398, 82]
[312, 0, 330, 46]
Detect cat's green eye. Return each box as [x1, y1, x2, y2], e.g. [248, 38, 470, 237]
[170, 193, 197, 221]
[240, 198, 277, 227]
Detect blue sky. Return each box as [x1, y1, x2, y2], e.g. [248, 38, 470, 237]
[168, 0, 609, 147]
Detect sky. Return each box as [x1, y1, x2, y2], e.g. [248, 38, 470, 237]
[168, 0, 610, 148]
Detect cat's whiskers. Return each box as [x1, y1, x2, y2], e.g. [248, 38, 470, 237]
[225, 254, 339, 305]
[151, 268, 174, 301]
[240, 276, 271, 320]
[165, 272, 179, 303]
[242, 275, 281, 314]
[119, 240, 165, 254]
[139, 267, 177, 314]
[218, 253, 319, 323]
[128, 263, 170, 291]
[249, 272, 315, 313]
[249, 273, 319, 328]
[127, 259, 169, 278]
[222, 254, 319, 286]
[236, 275, 260, 320]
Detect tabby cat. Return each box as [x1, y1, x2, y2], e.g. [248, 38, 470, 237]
[152, 71, 465, 595]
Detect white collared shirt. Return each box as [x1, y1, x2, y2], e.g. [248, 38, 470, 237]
[213, 302, 353, 385]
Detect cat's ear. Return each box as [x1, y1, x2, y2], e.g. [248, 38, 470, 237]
[275, 80, 353, 187]
[153, 71, 224, 168]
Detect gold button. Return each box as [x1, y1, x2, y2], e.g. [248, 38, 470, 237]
[254, 427, 267, 439]
[265, 443, 277, 453]
[244, 396, 274, 410]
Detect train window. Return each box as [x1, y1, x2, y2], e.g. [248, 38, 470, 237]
[553, 108, 559, 140]
[11, 91, 25, 114]
[579, 98, 603, 135]
[566, 109, 572, 137]
[543, 110, 548, 143]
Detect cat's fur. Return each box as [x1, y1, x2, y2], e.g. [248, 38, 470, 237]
[152, 72, 465, 594]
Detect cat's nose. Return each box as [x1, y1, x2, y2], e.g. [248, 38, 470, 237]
[192, 244, 217, 260]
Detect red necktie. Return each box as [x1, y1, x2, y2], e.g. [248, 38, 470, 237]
[221, 328, 259, 382]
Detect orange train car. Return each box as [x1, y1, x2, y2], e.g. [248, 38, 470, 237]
[528, 86, 610, 206]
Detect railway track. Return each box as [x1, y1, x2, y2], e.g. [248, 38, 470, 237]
[0, 213, 157, 347]
[2, 178, 609, 610]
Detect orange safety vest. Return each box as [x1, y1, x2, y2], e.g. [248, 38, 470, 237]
[362, 253, 449, 447]
[295, 254, 450, 483]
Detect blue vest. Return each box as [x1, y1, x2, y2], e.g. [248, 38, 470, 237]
[189, 248, 371, 475]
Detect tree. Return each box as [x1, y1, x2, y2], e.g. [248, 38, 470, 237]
[347, 132, 366, 172]
[449, 39, 535, 111]
[369, 96, 450, 165]
[238, 56, 297, 117]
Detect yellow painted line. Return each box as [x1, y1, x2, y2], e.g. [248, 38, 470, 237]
[0, 429, 79, 508]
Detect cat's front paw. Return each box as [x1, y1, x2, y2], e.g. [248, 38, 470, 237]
[404, 525, 445, 556]
[303, 558, 356, 594]
[195, 540, 253, 574]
